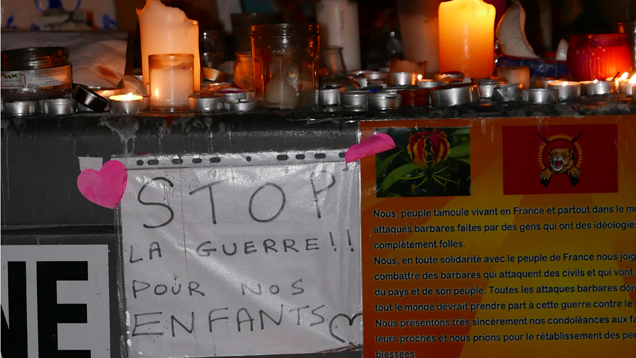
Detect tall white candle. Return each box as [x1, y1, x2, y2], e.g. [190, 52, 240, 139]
[316, 0, 361, 71]
[137, 0, 201, 91]
[396, 0, 442, 77]
[150, 68, 194, 109]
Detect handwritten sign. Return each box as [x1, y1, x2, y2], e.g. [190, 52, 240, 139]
[118, 153, 362, 357]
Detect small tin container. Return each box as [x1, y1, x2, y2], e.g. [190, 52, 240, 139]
[224, 99, 257, 112]
[41, 98, 75, 115]
[476, 77, 508, 99]
[378, 86, 415, 95]
[433, 72, 464, 83]
[492, 83, 523, 102]
[2, 101, 38, 116]
[430, 83, 480, 107]
[72, 85, 109, 112]
[619, 81, 636, 95]
[580, 80, 615, 96]
[341, 90, 370, 107]
[523, 88, 559, 104]
[368, 93, 401, 110]
[317, 85, 346, 106]
[386, 72, 418, 86]
[109, 94, 144, 114]
[418, 80, 446, 89]
[362, 71, 387, 80]
[188, 93, 224, 113]
[547, 81, 582, 101]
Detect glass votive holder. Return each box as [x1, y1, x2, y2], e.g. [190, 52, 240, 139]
[233, 51, 254, 91]
[567, 34, 632, 81]
[250, 23, 319, 108]
[149, 53, 194, 111]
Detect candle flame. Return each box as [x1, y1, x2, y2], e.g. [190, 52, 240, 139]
[562, 81, 568, 86]
[110, 92, 143, 101]
[621, 72, 629, 80]
[417, 74, 422, 81]
[629, 74, 636, 84]
[593, 79, 598, 83]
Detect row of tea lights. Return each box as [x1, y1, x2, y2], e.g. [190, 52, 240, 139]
[315, 69, 636, 111]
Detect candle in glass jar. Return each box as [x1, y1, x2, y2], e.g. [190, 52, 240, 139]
[438, 0, 496, 78]
[149, 54, 194, 111]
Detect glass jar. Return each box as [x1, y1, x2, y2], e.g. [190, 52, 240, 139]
[149, 53, 194, 111]
[1, 47, 72, 101]
[233, 51, 254, 90]
[567, 34, 632, 81]
[250, 23, 319, 108]
[200, 30, 227, 69]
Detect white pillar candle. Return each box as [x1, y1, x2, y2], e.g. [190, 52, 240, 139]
[396, 0, 442, 77]
[316, 0, 361, 71]
[137, 0, 201, 91]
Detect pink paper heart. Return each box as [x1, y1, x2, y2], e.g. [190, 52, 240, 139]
[345, 133, 396, 163]
[77, 160, 128, 209]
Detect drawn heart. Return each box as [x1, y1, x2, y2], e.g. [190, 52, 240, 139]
[77, 160, 127, 209]
[345, 133, 396, 163]
[329, 312, 362, 344]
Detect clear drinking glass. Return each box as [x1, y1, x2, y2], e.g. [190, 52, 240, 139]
[250, 23, 319, 108]
[233, 51, 254, 90]
[149, 53, 194, 111]
[320, 46, 346, 75]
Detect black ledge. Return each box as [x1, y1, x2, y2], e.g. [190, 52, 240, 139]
[2, 97, 635, 229]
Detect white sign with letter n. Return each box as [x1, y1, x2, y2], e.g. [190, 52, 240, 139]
[118, 151, 362, 357]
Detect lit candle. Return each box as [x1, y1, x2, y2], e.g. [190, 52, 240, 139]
[438, 0, 496, 78]
[109, 93, 144, 114]
[619, 75, 636, 95]
[149, 54, 194, 111]
[137, 0, 201, 91]
[547, 81, 581, 101]
[580, 79, 615, 96]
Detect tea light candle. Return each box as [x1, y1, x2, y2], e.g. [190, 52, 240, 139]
[496, 66, 531, 89]
[109, 93, 144, 114]
[547, 81, 581, 101]
[618, 74, 636, 95]
[438, 0, 496, 78]
[580, 80, 615, 96]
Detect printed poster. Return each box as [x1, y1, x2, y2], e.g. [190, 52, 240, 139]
[360, 116, 636, 357]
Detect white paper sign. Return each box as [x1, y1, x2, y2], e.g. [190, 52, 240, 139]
[119, 155, 361, 357]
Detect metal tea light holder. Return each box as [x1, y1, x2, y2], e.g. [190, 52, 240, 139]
[430, 83, 479, 107]
[476, 77, 508, 99]
[368, 93, 401, 110]
[109, 95, 144, 114]
[341, 90, 370, 112]
[2, 101, 39, 116]
[580, 81, 615, 96]
[41, 98, 76, 115]
[492, 83, 523, 102]
[547, 81, 581, 101]
[386, 72, 418, 86]
[188, 93, 224, 113]
[522, 88, 559, 104]
[317, 85, 346, 106]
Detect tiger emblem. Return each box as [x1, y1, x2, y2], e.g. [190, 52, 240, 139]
[537, 132, 583, 187]
[539, 148, 581, 181]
